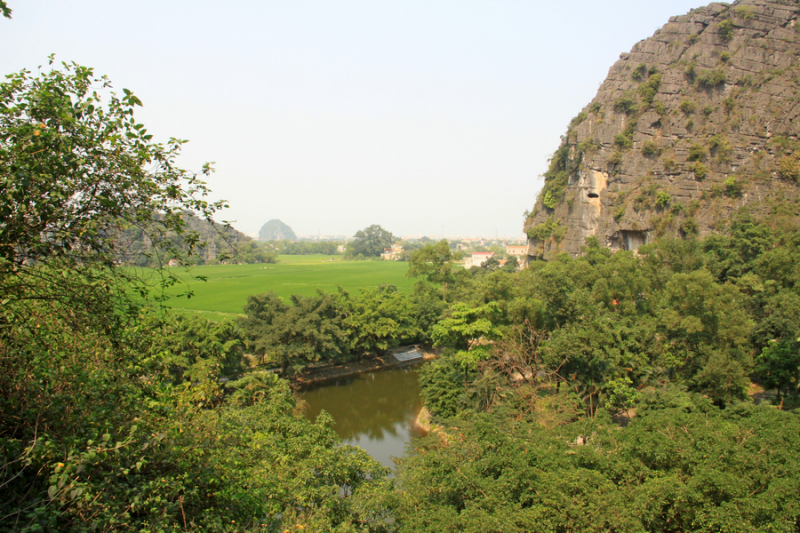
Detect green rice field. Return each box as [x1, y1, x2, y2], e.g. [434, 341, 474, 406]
[157, 255, 413, 320]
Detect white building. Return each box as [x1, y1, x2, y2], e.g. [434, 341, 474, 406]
[464, 251, 494, 269]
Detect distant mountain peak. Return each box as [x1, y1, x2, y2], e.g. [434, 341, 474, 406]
[259, 219, 297, 241]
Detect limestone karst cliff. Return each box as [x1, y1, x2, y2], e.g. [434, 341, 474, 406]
[258, 219, 297, 241]
[525, 0, 800, 257]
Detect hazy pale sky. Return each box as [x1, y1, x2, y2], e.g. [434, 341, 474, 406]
[2, 1, 706, 239]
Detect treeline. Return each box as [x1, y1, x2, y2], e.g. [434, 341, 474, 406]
[395, 210, 800, 531]
[270, 239, 344, 255]
[237, 286, 439, 376]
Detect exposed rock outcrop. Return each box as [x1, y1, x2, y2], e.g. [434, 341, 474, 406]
[525, 0, 800, 257]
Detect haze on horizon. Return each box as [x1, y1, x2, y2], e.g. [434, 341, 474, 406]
[1, 1, 706, 239]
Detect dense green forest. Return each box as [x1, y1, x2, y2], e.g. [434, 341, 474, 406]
[3, 59, 800, 532]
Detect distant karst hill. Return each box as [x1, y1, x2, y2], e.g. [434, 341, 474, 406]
[116, 212, 261, 266]
[525, 0, 800, 258]
[259, 219, 297, 241]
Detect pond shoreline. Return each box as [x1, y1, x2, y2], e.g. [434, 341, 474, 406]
[293, 345, 436, 390]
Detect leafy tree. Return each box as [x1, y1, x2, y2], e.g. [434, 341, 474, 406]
[393, 395, 800, 532]
[418, 354, 465, 418]
[755, 339, 800, 406]
[0, 61, 222, 300]
[658, 269, 752, 403]
[149, 314, 245, 383]
[232, 239, 278, 264]
[432, 302, 501, 351]
[432, 302, 502, 387]
[338, 284, 420, 357]
[407, 239, 455, 299]
[346, 224, 395, 258]
[239, 292, 348, 375]
[502, 254, 519, 272]
[238, 291, 289, 364]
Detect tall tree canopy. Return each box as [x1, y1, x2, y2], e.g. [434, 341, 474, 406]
[0, 59, 225, 318]
[346, 224, 395, 258]
[0, 62, 390, 531]
[407, 239, 455, 298]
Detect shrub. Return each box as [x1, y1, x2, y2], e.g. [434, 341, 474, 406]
[638, 74, 662, 106]
[688, 33, 700, 44]
[642, 140, 659, 157]
[703, 106, 715, 116]
[718, 19, 734, 42]
[632, 63, 648, 82]
[723, 96, 736, 113]
[615, 133, 633, 150]
[692, 161, 708, 179]
[527, 216, 563, 241]
[778, 156, 800, 182]
[724, 176, 743, 197]
[589, 102, 602, 114]
[734, 5, 755, 20]
[685, 61, 697, 79]
[633, 194, 652, 212]
[680, 99, 696, 115]
[708, 134, 732, 158]
[721, 51, 731, 63]
[543, 190, 558, 209]
[681, 217, 699, 235]
[663, 158, 679, 173]
[656, 191, 671, 209]
[577, 137, 601, 155]
[569, 112, 588, 129]
[607, 151, 623, 166]
[696, 69, 727, 88]
[553, 223, 568, 243]
[539, 143, 572, 207]
[688, 143, 706, 161]
[614, 95, 639, 115]
[638, 86, 656, 106]
[654, 101, 667, 116]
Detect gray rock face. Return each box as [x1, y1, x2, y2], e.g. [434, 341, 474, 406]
[258, 219, 297, 241]
[525, 0, 800, 258]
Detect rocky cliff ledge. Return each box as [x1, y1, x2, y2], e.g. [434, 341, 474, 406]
[525, 0, 800, 258]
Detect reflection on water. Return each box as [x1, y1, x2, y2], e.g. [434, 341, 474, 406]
[300, 364, 425, 469]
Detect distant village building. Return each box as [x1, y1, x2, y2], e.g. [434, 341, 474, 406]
[464, 251, 494, 269]
[381, 244, 404, 261]
[167, 259, 180, 267]
[506, 245, 529, 269]
[337, 244, 346, 253]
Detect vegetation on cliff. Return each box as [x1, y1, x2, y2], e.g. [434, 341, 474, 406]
[526, 0, 800, 257]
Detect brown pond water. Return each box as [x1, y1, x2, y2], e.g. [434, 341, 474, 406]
[300, 363, 426, 469]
